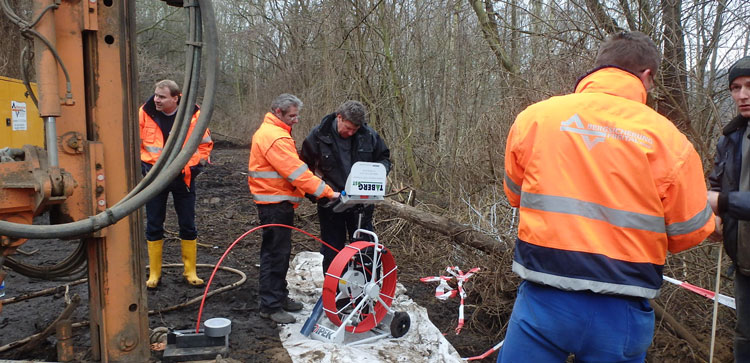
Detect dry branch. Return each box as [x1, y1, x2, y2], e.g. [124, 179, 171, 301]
[379, 198, 506, 254]
[0, 294, 81, 354]
[0, 278, 86, 305]
[652, 299, 730, 361]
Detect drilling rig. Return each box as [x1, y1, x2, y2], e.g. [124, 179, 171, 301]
[0, 1, 217, 361]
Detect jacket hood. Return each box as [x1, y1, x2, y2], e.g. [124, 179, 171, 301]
[142, 94, 199, 119]
[722, 114, 750, 136]
[575, 66, 648, 104]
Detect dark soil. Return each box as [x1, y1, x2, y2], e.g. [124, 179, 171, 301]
[0, 143, 738, 362]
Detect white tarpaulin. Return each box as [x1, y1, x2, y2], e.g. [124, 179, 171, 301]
[279, 251, 462, 363]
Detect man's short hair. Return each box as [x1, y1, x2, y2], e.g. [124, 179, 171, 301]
[271, 93, 303, 114]
[154, 79, 180, 97]
[594, 31, 661, 76]
[336, 100, 367, 127]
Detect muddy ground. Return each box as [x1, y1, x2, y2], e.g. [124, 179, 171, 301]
[0, 143, 738, 362]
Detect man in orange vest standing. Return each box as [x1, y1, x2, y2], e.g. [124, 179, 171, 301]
[140, 79, 213, 288]
[501, 32, 715, 362]
[708, 56, 750, 362]
[248, 93, 339, 324]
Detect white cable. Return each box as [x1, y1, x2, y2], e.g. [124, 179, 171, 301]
[709, 244, 723, 363]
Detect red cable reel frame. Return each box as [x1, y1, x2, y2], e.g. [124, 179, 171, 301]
[322, 240, 398, 333]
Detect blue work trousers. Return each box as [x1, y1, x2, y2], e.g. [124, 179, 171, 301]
[257, 201, 294, 313]
[498, 281, 654, 363]
[144, 171, 197, 241]
[318, 204, 374, 274]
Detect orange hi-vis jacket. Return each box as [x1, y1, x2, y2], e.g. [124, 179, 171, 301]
[139, 99, 213, 187]
[503, 67, 715, 299]
[248, 112, 335, 207]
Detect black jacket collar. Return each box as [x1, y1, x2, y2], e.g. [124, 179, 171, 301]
[723, 115, 749, 136]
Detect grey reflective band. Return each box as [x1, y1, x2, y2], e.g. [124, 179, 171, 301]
[520, 192, 666, 233]
[249, 170, 282, 178]
[287, 164, 308, 182]
[513, 261, 660, 299]
[312, 180, 326, 197]
[559, 126, 606, 138]
[504, 174, 521, 195]
[201, 135, 212, 143]
[145, 145, 162, 153]
[665, 202, 713, 236]
[252, 194, 303, 203]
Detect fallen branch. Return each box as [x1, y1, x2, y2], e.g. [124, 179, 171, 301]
[379, 198, 506, 254]
[652, 299, 730, 361]
[0, 294, 81, 354]
[0, 278, 87, 305]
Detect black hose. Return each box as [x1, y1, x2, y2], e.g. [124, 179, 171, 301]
[4, 240, 87, 280]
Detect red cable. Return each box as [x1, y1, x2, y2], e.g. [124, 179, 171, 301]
[195, 223, 340, 333]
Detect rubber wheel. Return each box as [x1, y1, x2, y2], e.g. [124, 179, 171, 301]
[389, 311, 410, 338]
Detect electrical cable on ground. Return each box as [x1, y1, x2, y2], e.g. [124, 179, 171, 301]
[148, 264, 246, 314]
[195, 224, 341, 333]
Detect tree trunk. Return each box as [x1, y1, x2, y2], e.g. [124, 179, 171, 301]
[379, 198, 506, 254]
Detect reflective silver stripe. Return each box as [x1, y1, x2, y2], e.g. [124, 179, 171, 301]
[252, 194, 303, 203]
[665, 202, 713, 236]
[287, 164, 308, 182]
[513, 261, 660, 299]
[201, 135, 212, 143]
[145, 145, 162, 153]
[504, 173, 521, 195]
[249, 170, 282, 178]
[520, 192, 666, 233]
[312, 180, 326, 197]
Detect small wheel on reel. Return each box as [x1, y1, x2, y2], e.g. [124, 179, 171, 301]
[389, 311, 410, 338]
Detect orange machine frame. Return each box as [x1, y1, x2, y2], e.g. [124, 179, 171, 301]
[0, 1, 149, 361]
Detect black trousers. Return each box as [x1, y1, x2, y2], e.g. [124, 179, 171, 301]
[144, 172, 197, 241]
[318, 204, 374, 273]
[736, 268, 750, 362]
[257, 202, 295, 313]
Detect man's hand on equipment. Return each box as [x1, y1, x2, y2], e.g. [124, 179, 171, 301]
[708, 190, 720, 214]
[709, 215, 723, 242]
[332, 192, 340, 199]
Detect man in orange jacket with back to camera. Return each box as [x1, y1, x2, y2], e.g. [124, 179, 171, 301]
[501, 32, 715, 362]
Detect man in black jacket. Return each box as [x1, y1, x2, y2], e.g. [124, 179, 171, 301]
[708, 55, 750, 362]
[301, 100, 391, 273]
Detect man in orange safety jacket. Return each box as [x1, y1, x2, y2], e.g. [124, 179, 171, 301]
[500, 32, 715, 362]
[248, 93, 338, 324]
[140, 79, 213, 289]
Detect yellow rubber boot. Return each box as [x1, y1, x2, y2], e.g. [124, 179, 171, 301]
[181, 239, 204, 286]
[146, 240, 163, 288]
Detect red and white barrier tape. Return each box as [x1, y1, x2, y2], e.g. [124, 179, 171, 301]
[463, 339, 504, 361]
[420, 266, 480, 334]
[662, 275, 735, 310]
